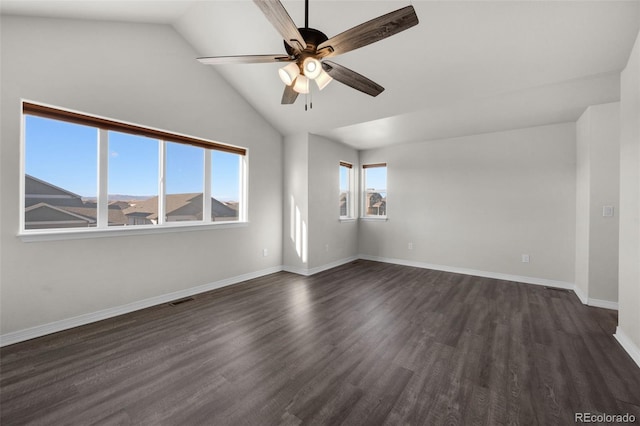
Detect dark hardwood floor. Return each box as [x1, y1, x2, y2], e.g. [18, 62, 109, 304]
[1, 260, 639, 425]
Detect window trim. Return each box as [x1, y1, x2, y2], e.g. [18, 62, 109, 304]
[23, 102, 246, 155]
[18, 221, 249, 242]
[20, 100, 248, 236]
[339, 161, 354, 219]
[361, 162, 387, 219]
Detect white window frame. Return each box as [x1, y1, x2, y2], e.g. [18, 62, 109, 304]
[361, 163, 387, 220]
[339, 161, 354, 220]
[19, 100, 248, 241]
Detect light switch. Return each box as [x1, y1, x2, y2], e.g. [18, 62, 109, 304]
[603, 206, 614, 217]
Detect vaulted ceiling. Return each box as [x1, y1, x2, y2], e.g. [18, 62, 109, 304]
[2, 1, 639, 149]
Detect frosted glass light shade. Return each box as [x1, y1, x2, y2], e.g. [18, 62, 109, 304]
[293, 75, 309, 94]
[303, 57, 322, 80]
[278, 63, 300, 86]
[315, 70, 333, 90]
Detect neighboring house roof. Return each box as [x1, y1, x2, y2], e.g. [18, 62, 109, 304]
[224, 201, 239, 212]
[25, 203, 95, 224]
[25, 175, 87, 208]
[24, 176, 129, 226]
[24, 175, 236, 226]
[25, 202, 129, 226]
[25, 174, 83, 198]
[109, 201, 132, 210]
[124, 193, 237, 220]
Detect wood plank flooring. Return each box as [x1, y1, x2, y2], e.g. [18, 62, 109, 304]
[1, 260, 639, 425]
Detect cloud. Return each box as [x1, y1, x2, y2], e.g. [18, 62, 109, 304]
[110, 151, 119, 158]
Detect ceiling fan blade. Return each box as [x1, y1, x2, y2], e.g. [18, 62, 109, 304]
[197, 54, 293, 65]
[316, 6, 418, 58]
[281, 84, 299, 104]
[253, 0, 307, 53]
[322, 61, 384, 97]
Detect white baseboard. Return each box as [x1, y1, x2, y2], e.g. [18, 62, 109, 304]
[358, 254, 575, 290]
[0, 266, 283, 347]
[614, 327, 640, 369]
[587, 298, 619, 310]
[573, 285, 589, 304]
[572, 285, 618, 310]
[0, 255, 618, 347]
[283, 256, 359, 277]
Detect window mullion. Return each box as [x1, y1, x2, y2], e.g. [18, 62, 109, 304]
[350, 167, 355, 217]
[204, 150, 212, 223]
[97, 129, 109, 228]
[158, 140, 166, 225]
[240, 155, 248, 222]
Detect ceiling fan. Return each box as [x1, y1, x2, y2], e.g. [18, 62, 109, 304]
[197, 0, 419, 105]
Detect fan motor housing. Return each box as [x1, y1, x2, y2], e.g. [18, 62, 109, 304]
[284, 27, 328, 56]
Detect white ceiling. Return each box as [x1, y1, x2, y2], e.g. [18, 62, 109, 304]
[2, 0, 639, 149]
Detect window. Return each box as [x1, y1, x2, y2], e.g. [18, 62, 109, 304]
[24, 116, 98, 229]
[107, 131, 158, 227]
[211, 151, 241, 222]
[362, 163, 387, 218]
[339, 161, 353, 218]
[166, 142, 204, 223]
[22, 102, 247, 233]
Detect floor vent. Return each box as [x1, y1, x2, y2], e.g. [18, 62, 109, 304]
[169, 297, 195, 306]
[544, 287, 570, 293]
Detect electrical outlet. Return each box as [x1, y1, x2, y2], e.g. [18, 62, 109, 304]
[263, 249, 268, 257]
[408, 242, 413, 250]
[521, 254, 530, 263]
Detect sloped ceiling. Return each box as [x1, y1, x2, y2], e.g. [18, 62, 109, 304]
[2, 1, 639, 149]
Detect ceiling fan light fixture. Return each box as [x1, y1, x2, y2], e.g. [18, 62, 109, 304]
[293, 75, 310, 94]
[278, 62, 300, 86]
[303, 57, 322, 80]
[315, 69, 333, 90]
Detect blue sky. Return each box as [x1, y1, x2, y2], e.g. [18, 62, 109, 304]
[365, 166, 386, 191]
[25, 115, 240, 200]
[341, 164, 386, 192]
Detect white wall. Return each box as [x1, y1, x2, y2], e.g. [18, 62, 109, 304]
[575, 109, 591, 299]
[617, 29, 640, 365]
[308, 134, 359, 270]
[282, 133, 359, 274]
[358, 123, 576, 284]
[283, 133, 309, 272]
[0, 16, 283, 337]
[574, 103, 620, 306]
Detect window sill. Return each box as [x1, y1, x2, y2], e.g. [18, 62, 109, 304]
[339, 217, 357, 223]
[18, 221, 249, 242]
[360, 216, 388, 222]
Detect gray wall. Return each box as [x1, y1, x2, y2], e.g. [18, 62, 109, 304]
[0, 16, 283, 335]
[617, 29, 640, 362]
[283, 133, 309, 272]
[574, 102, 620, 306]
[308, 134, 359, 270]
[358, 123, 577, 283]
[282, 133, 359, 274]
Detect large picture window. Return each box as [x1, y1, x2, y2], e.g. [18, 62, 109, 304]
[22, 102, 247, 232]
[362, 163, 387, 218]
